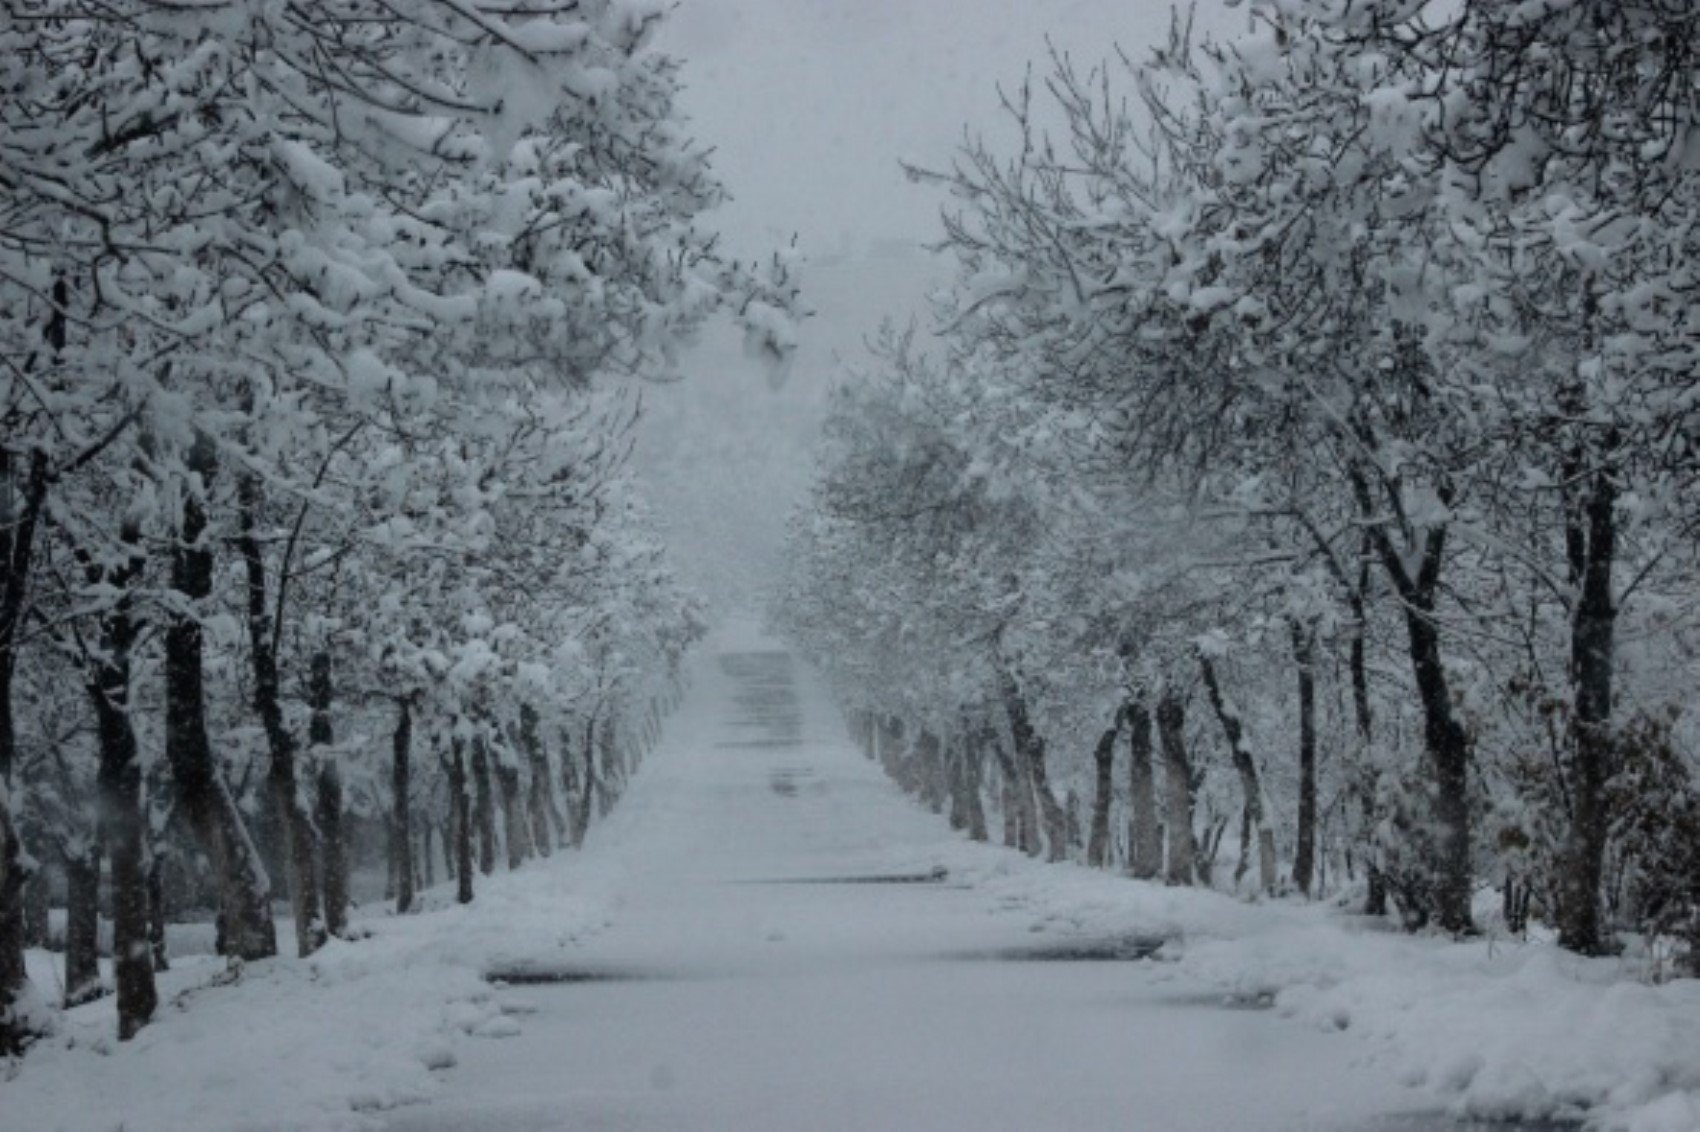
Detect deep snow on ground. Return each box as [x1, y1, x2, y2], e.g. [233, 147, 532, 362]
[6, 627, 1699, 1131]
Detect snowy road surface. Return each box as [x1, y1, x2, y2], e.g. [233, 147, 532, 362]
[17, 631, 1688, 1131]
[382, 640, 1421, 1132]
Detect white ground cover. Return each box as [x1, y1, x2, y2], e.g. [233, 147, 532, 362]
[5, 627, 1697, 1131]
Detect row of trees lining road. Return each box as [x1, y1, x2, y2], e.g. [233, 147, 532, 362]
[1, 0, 796, 1050]
[777, 1, 1700, 969]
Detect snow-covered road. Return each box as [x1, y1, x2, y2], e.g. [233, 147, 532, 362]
[383, 639, 1423, 1132]
[15, 631, 1690, 1131]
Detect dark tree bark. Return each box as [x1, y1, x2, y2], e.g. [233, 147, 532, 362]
[998, 669, 1068, 862]
[1156, 689, 1196, 886]
[1348, 550, 1388, 916]
[1559, 469, 1617, 955]
[597, 717, 620, 817]
[449, 738, 474, 905]
[146, 853, 169, 973]
[987, 730, 1037, 855]
[572, 719, 597, 844]
[1353, 472, 1475, 935]
[166, 437, 276, 962]
[85, 524, 157, 1036]
[1126, 696, 1163, 880]
[63, 843, 103, 1007]
[237, 475, 323, 958]
[1199, 654, 1278, 894]
[916, 731, 946, 813]
[497, 759, 527, 871]
[559, 726, 584, 849]
[1292, 622, 1319, 897]
[520, 705, 556, 858]
[1086, 713, 1121, 868]
[309, 652, 347, 938]
[961, 731, 988, 842]
[945, 735, 969, 831]
[0, 447, 49, 1053]
[471, 738, 496, 876]
[22, 867, 48, 949]
[392, 698, 414, 914]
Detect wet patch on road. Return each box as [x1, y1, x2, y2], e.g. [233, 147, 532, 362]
[735, 866, 953, 886]
[1158, 988, 1278, 1011]
[484, 963, 676, 986]
[949, 934, 1173, 963]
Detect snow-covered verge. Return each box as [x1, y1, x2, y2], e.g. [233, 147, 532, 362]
[6, 865, 619, 1132]
[856, 831, 1700, 1131]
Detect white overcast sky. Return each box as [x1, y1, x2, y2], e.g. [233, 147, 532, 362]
[636, 1, 1244, 615]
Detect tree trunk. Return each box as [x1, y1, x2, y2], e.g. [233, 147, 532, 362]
[945, 735, 969, 831]
[63, 844, 104, 1007]
[146, 853, 169, 973]
[1354, 474, 1476, 935]
[559, 726, 584, 849]
[0, 448, 49, 1053]
[573, 720, 597, 844]
[1293, 623, 1319, 897]
[988, 731, 1037, 856]
[998, 669, 1068, 862]
[520, 705, 556, 858]
[498, 760, 527, 871]
[1156, 689, 1196, 886]
[1199, 654, 1277, 895]
[1126, 696, 1163, 880]
[597, 717, 620, 817]
[449, 739, 474, 905]
[237, 476, 323, 958]
[962, 731, 988, 842]
[471, 739, 497, 875]
[391, 698, 414, 914]
[308, 652, 347, 938]
[23, 867, 49, 950]
[86, 527, 157, 1035]
[167, 437, 276, 962]
[1559, 469, 1617, 955]
[1086, 715, 1120, 868]
[1348, 554, 1387, 916]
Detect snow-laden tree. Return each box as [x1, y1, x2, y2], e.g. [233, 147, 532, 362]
[1, 0, 793, 1049]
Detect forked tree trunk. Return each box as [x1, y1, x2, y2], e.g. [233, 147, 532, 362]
[998, 669, 1068, 862]
[167, 439, 276, 962]
[309, 652, 347, 938]
[1156, 690, 1196, 886]
[1354, 472, 1475, 934]
[237, 475, 322, 957]
[84, 523, 157, 1036]
[1292, 623, 1319, 897]
[988, 724, 1037, 855]
[1086, 714, 1120, 868]
[63, 845, 103, 1007]
[391, 698, 414, 914]
[1200, 654, 1278, 895]
[1126, 696, 1163, 880]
